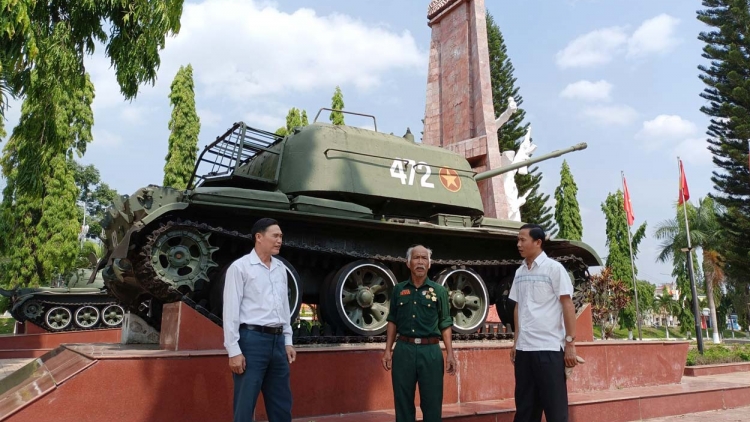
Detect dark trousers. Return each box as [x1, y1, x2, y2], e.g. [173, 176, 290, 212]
[233, 329, 292, 422]
[513, 350, 568, 422]
[391, 342, 444, 422]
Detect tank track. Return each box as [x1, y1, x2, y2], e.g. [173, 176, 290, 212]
[16, 296, 123, 332]
[127, 219, 586, 345]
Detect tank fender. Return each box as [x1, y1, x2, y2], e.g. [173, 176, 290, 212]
[110, 221, 145, 260]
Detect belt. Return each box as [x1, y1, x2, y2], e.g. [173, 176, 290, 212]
[398, 335, 440, 345]
[240, 324, 284, 335]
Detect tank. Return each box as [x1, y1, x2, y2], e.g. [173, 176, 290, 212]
[96, 110, 601, 337]
[1, 268, 125, 332]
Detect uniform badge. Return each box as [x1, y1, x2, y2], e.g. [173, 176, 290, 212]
[400, 289, 411, 296]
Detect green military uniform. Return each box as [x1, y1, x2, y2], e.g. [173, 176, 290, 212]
[387, 278, 452, 422]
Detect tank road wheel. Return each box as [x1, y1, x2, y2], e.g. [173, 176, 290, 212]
[45, 306, 73, 331]
[331, 260, 396, 336]
[150, 227, 219, 293]
[276, 256, 303, 322]
[21, 300, 44, 321]
[73, 306, 101, 329]
[436, 267, 489, 334]
[101, 304, 126, 327]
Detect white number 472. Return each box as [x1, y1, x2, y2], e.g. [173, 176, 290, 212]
[390, 158, 434, 188]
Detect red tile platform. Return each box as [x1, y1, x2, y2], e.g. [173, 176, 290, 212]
[0, 328, 120, 359]
[0, 343, 746, 422]
[684, 362, 750, 377]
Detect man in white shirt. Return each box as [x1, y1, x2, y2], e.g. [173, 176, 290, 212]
[509, 224, 577, 422]
[223, 218, 296, 422]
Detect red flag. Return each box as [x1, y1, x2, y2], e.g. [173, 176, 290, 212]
[678, 159, 690, 205]
[623, 177, 635, 226]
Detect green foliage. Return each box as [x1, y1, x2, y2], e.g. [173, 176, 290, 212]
[697, 0, 750, 312]
[486, 11, 555, 234]
[602, 190, 647, 285]
[330, 86, 345, 125]
[554, 160, 583, 240]
[163, 64, 200, 190]
[0, 1, 180, 288]
[275, 107, 309, 137]
[601, 190, 647, 330]
[585, 267, 631, 339]
[654, 198, 724, 333]
[686, 344, 750, 366]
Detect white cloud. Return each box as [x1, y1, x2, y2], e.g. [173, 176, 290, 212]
[91, 129, 123, 148]
[556, 27, 628, 68]
[161, 0, 426, 102]
[580, 105, 638, 125]
[244, 111, 285, 130]
[559, 80, 613, 102]
[627, 14, 681, 57]
[556, 14, 680, 68]
[635, 115, 697, 147]
[198, 109, 223, 127]
[120, 105, 156, 125]
[674, 137, 711, 167]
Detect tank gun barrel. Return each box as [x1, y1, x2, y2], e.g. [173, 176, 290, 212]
[474, 143, 587, 182]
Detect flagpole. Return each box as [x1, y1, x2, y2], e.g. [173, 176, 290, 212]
[679, 157, 704, 355]
[622, 171, 642, 341]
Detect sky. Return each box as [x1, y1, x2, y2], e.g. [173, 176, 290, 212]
[1, 0, 717, 286]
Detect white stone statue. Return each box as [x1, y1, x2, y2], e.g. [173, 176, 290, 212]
[500, 125, 536, 222]
[494, 97, 517, 130]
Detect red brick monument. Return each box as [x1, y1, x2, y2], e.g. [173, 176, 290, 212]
[423, 0, 510, 219]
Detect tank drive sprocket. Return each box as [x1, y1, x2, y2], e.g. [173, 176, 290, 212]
[22, 300, 44, 319]
[144, 225, 219, 294]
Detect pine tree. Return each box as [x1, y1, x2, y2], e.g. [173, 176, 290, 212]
[275, 107, 309, 137]
[0, 2, 182, 288]
[486, 12, 555, 233]
[330, 86, 345, 125]
[697, 0, 750, 300]
[601, 190, 647, 330]
[163, 64, 200, 190]
[554, 160, 583, 240]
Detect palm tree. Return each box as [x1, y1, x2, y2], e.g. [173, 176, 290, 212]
[654, 197, 724, 343]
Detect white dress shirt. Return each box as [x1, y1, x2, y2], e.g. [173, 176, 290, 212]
[509, 251, 573, 352]
[223, 249, 293, 357]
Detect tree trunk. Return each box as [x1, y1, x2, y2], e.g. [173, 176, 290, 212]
[706, 277, 721, 344]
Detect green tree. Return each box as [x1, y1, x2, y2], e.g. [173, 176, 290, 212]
[553, 160, 583, 240]
[486, 11, 555, 234]
[163, 64, 200, 190]
[275, 107, 309, 137]
[601, 190, 647, 332]
[654, 197, 724, 341]
[585, 267, 631, 339]
[654, 292, 680, 338]
[330, 86, 345, 125]
[0, 1, 182, 288]
[697, 0, 750, 308]
[68, 160, 119, 239]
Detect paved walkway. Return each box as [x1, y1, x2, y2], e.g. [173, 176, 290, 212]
[0, 358, 33, 382]
[643, 405, 750, 421]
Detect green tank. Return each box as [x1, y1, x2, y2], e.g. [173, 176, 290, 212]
[0, 268, 125, 332]
[97, 110, 601, 337]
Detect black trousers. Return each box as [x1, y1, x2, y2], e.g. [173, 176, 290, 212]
[513, 350, 568, 422]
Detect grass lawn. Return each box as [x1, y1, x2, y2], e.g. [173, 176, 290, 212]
[592, 325, 684, 340]
[0, 318, 15, 335]
[687, 343, 750, 366]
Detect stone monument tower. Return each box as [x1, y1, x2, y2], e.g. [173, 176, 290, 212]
[423, 0, 511, 219]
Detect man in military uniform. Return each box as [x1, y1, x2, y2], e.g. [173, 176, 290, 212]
[382, 245, 456, 422]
